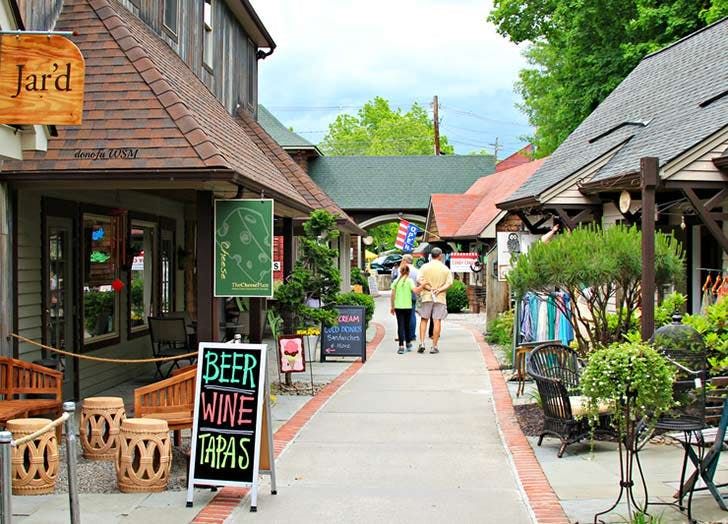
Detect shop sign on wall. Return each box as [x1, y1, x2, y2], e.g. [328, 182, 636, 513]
[0, 35, 85, 125]
[214, 199, 274, 297]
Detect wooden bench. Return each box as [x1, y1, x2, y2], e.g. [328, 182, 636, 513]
[0, 357, 63, 439]
[134, 368, 196, 447]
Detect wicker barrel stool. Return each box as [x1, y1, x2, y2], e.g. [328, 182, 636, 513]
[116, 418, 172, 493]
[7, 418, 59, 495]
[80, 396, 126, 460]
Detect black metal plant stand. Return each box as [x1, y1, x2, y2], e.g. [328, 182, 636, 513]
[594, 392, 650, 523]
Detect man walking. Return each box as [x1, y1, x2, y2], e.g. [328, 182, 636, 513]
[416, 247, 453, 354]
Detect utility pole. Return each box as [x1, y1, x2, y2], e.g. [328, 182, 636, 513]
[490, 137, 502, 163]
[432, 95, 441, 156]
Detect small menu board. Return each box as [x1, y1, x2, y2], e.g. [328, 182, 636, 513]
[321, 306, 367, 363]
[186, 342, 270, 508]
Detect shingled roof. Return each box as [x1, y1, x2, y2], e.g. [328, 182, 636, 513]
[308, 155, 495, 210]
[501, 17, 728, 207]
[237, 110, 364, 234]
[429, 158, 544, 240]
[257, 105, 320, 154]
[3, 0, 311, 211]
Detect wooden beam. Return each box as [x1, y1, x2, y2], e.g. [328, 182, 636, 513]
[641, 157, 658, 341]
[515, 211, 549, 234]
[196, 191, 218, 343]
[683, 187, 728, 254]
[553, 207, 576, 231]
[704, 188, 728, 211]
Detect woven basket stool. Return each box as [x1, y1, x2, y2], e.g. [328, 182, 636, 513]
[80, 396, 126, 460]
[7, 418, 59, 495]
[115, 418, 171, 493]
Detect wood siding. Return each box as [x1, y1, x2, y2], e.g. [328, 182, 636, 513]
[16, 188, 186, 398]
[16, 0, 63, 30]
[665, 136, 728, 182]
[117, 0, 258, 114]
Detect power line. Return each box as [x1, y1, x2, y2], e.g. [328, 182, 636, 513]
[441, 105, 532, 128]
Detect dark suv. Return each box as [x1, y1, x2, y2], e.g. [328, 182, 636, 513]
[370, 254, 403, 274]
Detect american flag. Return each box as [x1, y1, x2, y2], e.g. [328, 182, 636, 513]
[395, 220, 421, 252]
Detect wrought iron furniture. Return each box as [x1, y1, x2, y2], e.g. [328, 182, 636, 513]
[527, 343, 612, 457]
[148, 316, 195, 378]
[0, 357, 63, 441]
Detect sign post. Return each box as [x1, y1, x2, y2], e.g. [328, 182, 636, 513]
[214, 199, 274, 298]
[320, 306, 367, 363]
[0, 34, 85, 125]
[186, 341, 276, 511]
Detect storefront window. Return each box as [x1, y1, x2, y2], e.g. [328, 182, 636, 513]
[130, 221, 156, 331]
[83, 214, 119, 344]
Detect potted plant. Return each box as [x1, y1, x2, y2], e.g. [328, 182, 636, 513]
[580, 341, 674, 522]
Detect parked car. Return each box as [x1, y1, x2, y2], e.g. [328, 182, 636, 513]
[370, 254, 403, 274]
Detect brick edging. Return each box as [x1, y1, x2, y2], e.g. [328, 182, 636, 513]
[465, 326, 570, 524]
[192, 322, 386, 523]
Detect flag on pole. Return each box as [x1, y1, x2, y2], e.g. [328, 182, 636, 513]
[395, 220, 421, 252]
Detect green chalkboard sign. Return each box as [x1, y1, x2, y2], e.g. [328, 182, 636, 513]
[214, 199, 274, 297]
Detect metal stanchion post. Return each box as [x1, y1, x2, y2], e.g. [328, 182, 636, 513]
[0, 430, 12, 524]
[63, 402, 80, 524]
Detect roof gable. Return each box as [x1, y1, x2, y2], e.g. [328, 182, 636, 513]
[495, 145, 533, 172]
[257, 105, 319, 152]
[308, 155, 496, 210]
[429, 194, 481, 238]
[3, 0, 309, 209]
[504, 18, 728, 205]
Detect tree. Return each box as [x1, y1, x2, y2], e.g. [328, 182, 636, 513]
[488, 0, 721, 157]
[273, 210, 342, 330]
[320, 97, 455, 156]
[369, 223, 399, 253]
[507, 225, 684, 352]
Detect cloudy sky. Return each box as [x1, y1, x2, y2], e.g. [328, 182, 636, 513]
[253, 0, 533, 159]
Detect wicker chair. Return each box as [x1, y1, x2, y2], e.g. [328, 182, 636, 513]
[527, 343, 612, 457]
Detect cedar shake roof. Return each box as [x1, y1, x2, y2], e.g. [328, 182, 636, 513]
[237, 110, 365, 235]
[502, 18, 728, 206]
[429, 158, 545, 240]
[3, 0, 310, 211]
[495, 145, 533, 172]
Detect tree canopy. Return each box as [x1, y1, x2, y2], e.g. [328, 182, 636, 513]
[320, 97, 455, 156]
[489, 0, 727, 157]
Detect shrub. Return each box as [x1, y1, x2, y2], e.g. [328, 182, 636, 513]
[446, 279, 468, 313]
[684, 298, 728, 372]
[581, 341, 674, 434]
[335, 292, 375, 328]
[655, 292, 687, 327]
[351, 267, 370, 294]
[487, 309, 514, 347]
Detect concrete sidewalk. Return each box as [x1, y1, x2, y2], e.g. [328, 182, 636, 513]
[232, 295, 533, 523]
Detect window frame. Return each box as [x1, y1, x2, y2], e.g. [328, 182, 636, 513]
[162, 0, 179, 40]
[203, 0, 214, 72]
[81, 209, 122, 351]
[127, 218, 158, 338]
[159, 219, 176, 315]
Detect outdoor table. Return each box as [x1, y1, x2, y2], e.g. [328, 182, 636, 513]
[644, 416, 706, 520]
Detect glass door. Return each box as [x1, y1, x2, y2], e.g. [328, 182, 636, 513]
[45, 217, 76, 400]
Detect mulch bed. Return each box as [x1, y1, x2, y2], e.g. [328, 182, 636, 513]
[514, 403, 618, 442]
[271, 381, 327, 396]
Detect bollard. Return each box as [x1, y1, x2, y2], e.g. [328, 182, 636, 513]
[0, 430, 11, 524]
[63, 402, 80, 524]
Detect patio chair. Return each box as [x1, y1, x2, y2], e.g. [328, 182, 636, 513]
[527, 342, 612, 457]
[148, 316, 195, 379]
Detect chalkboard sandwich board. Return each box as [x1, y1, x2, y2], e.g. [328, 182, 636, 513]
[186, 341, 275, 511]
[321, 305, 367, 363]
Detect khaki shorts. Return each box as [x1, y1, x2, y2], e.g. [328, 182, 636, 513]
[418, 301, 448, 320]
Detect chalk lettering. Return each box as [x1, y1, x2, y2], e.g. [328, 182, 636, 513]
[196, 433, 251, 470]
[202, 350, 257, 387]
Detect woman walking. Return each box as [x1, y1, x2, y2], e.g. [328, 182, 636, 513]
[390, 262, 426, 354]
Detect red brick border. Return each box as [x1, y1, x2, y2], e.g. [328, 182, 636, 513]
[191, 322, 386, 523]
[466, 326, 570, 524]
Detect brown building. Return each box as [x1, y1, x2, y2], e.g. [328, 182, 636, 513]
[0, 0, 360, 400]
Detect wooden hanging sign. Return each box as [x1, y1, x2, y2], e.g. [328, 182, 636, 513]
[0, 34, 85, 125]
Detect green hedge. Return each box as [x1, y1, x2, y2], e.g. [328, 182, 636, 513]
[335, 292, 375, 327]
[446, 280, 468, 313]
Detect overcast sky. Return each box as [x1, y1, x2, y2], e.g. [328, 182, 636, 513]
[253, 0, 533, 158]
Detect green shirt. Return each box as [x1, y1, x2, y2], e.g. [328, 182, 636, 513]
[392, 277, 415, 308]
